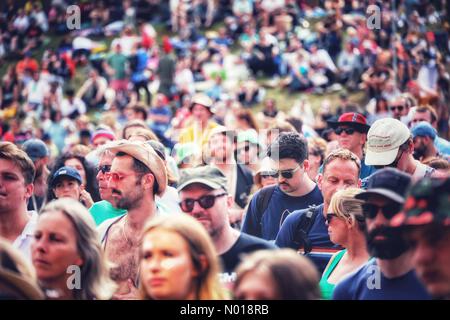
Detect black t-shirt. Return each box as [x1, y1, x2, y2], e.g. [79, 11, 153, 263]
[220, 233, 277, 276]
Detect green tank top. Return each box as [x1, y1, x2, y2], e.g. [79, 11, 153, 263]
[319, 249, 346, 300]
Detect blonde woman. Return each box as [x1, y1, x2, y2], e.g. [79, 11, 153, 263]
[31, 198, 115, 299]
[139, 214, 227, 300]
[319, 188, 370, 300]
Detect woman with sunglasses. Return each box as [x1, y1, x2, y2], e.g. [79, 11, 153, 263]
[319, 188, 370, 300]
[139, 214, 227, 300]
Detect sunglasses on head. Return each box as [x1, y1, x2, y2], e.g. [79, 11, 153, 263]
[361, 202, 402, 220]
[334, 127, 356, 135]
[326, 213, 339, 224]
[97, 165, 111, 174]
[389, 105, 404, 112]
[180, 193, 227, 212]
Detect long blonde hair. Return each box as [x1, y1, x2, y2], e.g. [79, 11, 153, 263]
[139, 214, 228, 300]
[40, 199, 116, 300]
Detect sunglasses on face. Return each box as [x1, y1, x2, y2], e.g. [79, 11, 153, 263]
[326, 213, 339, 224]
[180, 193, 227, 212]
[260, 171, 278, 179]
[334, 127, 356, 135]
[97, 165, 111, 174]
[361, 202, 402, 219]
[104, 172, 136, 182]
[389, 105, 404, 112]
[275, 165, 301, 179]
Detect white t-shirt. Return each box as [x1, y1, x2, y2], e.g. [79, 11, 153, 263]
[13, 211, 38, 261]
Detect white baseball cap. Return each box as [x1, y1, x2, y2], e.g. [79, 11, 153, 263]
[365, 118, 411, 166]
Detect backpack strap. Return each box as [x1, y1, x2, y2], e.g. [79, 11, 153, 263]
[255, 185, 276, 235]
[293, 205, 319, 254]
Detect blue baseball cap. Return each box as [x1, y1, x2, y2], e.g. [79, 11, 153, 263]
[51, 166, 82, 187]
[411, 121, 437, 140]
[22, 139, 49, 162]
[355, 168, 412, 204]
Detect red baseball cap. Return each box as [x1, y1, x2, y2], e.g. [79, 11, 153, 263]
[327, 112, 370, 133]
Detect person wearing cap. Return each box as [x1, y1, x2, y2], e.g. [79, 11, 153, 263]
[411, 121, 447, 163]
[91, 128, 116, 149]
[253, 157, 278, 191]
[327, 112, 376, 179]
[333, 168, 430, 300]
[242, 132, 323, 241]
[390, 177, 450, 300]
[178, 93, 219, 149]
[236, 130, 263, 175]
[98, 140, 168, 299]
[365, 118, 435, 183]
[0, 142, 37, 260]
[409, 105, 450, 157]
[22, 139, 50, 213]
[177, 165, 276, 289]
[204, 126, 254, 227]
[48, 166, 94, 208]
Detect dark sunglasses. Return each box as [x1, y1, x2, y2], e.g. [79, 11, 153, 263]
[326, 213, 339, 224]
[180, 193, 227, 212]
[361, 202, 402, 220]
[389, 105, 404, 112]
[274, 165, 301, 179]
[334, 127, 356, 135]
[97, 165, 111, 174]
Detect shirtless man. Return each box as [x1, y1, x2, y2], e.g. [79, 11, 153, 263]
[98, 140, 167, 299]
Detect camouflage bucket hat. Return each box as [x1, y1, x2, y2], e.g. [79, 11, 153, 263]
[390, 177, 450, 228]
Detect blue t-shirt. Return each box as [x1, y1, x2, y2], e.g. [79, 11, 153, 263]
[150, 106, 172, 132]
[241, 185, 323, 241]
[332, 259, 431, 300]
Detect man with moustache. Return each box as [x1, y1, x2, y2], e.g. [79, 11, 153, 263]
[98, 140, 167, 299]
[242, 132, 323, 240]
[89, 147, 126, 226]
[390, 177, 450, 300]
[333, 168, 431, 300]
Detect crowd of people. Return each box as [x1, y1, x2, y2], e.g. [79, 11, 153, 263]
[0, 0, 450, 301]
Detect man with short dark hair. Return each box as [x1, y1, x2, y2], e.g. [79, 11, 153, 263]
[409, 106, 450, 157]
[178, 165, 276, 287]
[0, 142, 36, 259]
[98, 140, 167, 299]
[411, 122, 448, 163]
[333, 168, 431, 300]
[242, 132, 323, 240]
[390, 177, 450, 300]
